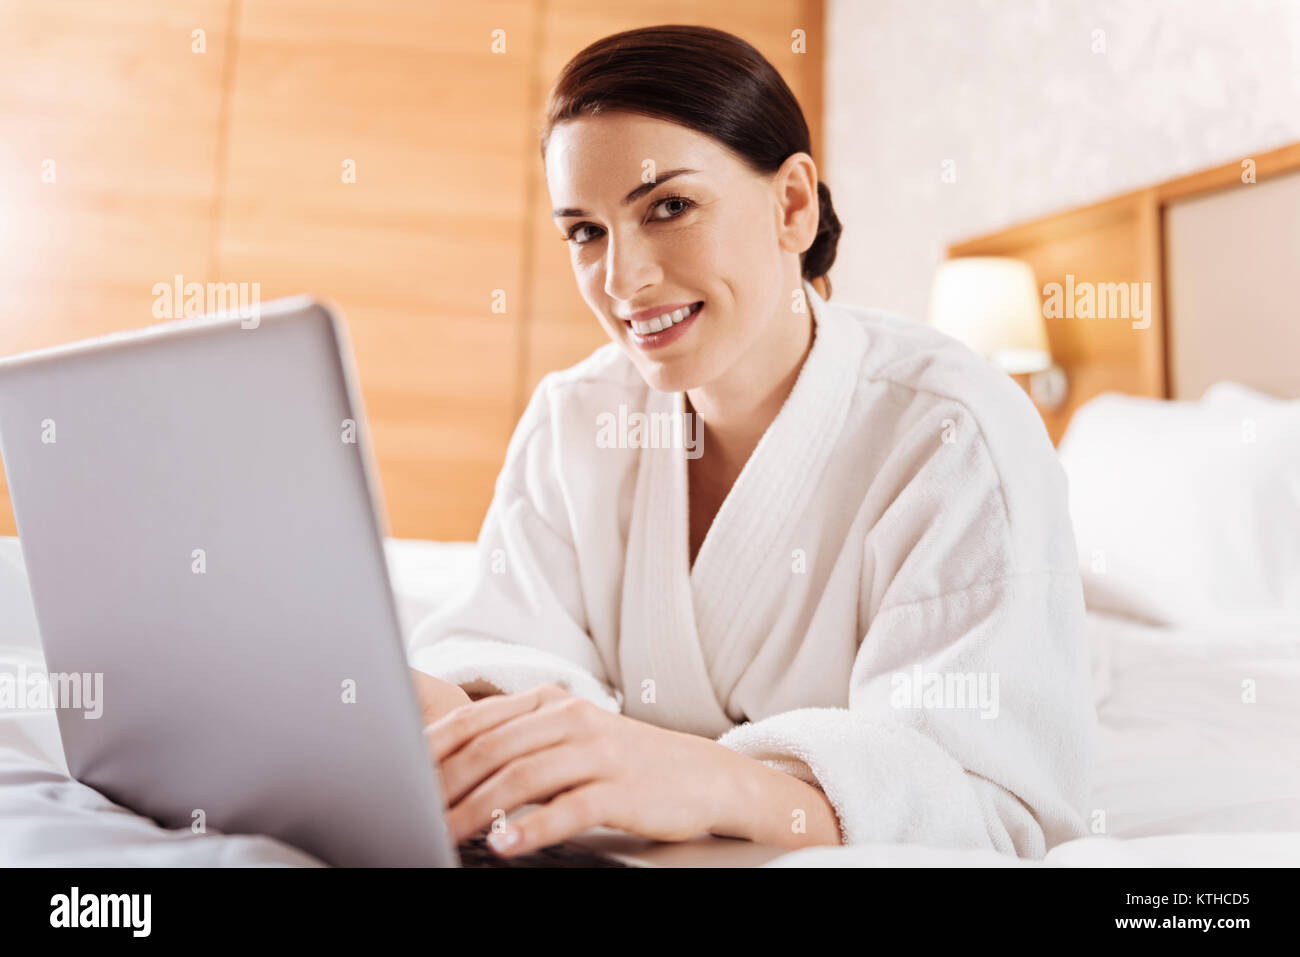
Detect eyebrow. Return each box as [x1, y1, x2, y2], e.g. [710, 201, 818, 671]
[551, 168, 700, 219]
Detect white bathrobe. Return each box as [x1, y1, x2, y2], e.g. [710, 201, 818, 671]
[409, 280, 1096, 858]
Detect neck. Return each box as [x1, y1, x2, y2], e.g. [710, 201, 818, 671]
[686, 287, 816, 466]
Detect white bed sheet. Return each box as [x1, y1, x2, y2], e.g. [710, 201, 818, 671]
[2, 536, 1297, 867]
[767, 610, 1300, 867]
[1086, 610, 1300, 838]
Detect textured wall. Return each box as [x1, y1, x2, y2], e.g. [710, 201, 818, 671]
[822, 0, 1300, 322]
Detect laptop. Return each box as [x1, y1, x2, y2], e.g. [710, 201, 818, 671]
[0, 297, 787, 868]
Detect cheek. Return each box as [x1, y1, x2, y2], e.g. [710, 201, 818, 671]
[573, 263, 611, 321]
[669, 221, 725, 272]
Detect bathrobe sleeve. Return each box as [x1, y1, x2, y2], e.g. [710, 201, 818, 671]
[406, 376, 622, 713]
[715, 392, 1096, 858]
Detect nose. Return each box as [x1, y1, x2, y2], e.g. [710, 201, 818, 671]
[603, 228, 661, 303]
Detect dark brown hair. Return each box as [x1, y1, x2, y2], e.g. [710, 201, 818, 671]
[540, 24, 841, 297]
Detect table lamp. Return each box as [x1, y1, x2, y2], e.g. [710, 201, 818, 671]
[928, 256, 1067, 409]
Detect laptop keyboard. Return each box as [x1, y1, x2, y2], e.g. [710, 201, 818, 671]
[457, 831, 632, 868]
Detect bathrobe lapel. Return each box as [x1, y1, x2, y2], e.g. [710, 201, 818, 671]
[690, 284, 866, 701]
[618, 282, 867, 738]
[618, 381, 732, 737]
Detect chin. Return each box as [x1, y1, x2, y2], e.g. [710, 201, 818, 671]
[631, 364, 689, 394]
[629, 354, 718, 395]
[613, 318, 735, 394]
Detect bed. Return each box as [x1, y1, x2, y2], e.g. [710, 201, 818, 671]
[3, 380, 1298, 866]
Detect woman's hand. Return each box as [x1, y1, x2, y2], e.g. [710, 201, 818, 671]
[409, 668, 472, 727]
[423, 682, 759, 856]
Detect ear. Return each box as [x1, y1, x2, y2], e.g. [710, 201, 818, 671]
[772, 152, 820, 257]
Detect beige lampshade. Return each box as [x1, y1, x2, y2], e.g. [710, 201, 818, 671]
[928, 257, 1050, 374]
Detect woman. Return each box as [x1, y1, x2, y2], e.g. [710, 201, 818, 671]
[409, 24, 1096, 861]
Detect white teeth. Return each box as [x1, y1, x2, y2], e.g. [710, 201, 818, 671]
[629, 303, 699, 336]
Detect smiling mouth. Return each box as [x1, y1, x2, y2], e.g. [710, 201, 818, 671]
[623, 301, 703, 337]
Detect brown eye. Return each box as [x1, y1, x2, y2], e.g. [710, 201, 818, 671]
[650, 195, 695, 220]
[563, 194, 693, 246]
[564, 224, 604, 245]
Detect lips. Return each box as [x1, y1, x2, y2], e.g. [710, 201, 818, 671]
[624, 301, 703, 336]
[624, 301, 703, 350]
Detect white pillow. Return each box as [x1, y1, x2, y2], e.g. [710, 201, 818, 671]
[1200, 380, 1298, 414]
[1057, 383, 1300, 628]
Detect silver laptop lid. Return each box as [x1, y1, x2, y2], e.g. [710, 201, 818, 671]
[0, 298, 456, 867]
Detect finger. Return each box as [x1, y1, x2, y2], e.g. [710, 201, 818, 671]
[424, 682, 569, 764]
[446, 742, 602, 845]
[423, 695, 536, 765]
[489, 783, 619, 858]
[439, 700, 588, 807]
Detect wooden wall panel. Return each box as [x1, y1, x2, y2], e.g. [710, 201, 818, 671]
[215, 0, 538, 541]
[0, 0, 826, 542]
[0, 0, 232, 536]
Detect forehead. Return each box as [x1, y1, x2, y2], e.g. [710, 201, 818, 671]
[545, 113, 725, 198]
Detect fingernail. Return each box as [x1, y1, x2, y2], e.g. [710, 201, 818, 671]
[487, 825, 520, 854]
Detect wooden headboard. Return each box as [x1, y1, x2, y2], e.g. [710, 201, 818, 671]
[948, 141, 1300, 444]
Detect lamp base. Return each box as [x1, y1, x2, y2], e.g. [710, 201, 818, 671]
[1028, 364, 1069, 410]
[1009, 365, 1069, 412]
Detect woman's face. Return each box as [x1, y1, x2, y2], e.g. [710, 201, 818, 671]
[545, 112, 813, 394]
